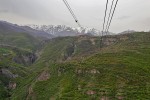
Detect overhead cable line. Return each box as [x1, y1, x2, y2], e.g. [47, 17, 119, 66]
[100, 0, 109, 49]
[102, 0, 109, 36]
[63, 0, 77, 20]
[106, 0, 119, 33]
[62, 0, 82, 27]
[105, 0, 115, 35]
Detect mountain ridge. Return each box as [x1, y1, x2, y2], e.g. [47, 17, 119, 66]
[0, 21, 53, 39]
[27, 24, 115, 37]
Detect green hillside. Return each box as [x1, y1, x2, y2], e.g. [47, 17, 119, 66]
[39, 35, 100, 63]
[0, 46, 35, 99]
[0, 24, 49, 99]
[0, 32, 42, 51]
[11, 32, 150, 100]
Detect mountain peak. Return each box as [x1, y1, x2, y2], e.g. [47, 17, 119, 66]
[27, 24, 115, 37]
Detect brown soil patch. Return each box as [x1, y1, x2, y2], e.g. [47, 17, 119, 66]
[86, 90, 96, 95]
[100, 96, 109, 100]
[26, 86, 36, 100]
[117, 96, 124, 100]
[37, 71, 50, 81]
[8, 82, 16, 89]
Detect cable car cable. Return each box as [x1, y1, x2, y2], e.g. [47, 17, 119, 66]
[106, 0, 119, 33]
[62, 0, 82, 27]
[100, 0, 109, 49]
[105, 0, 115, 35]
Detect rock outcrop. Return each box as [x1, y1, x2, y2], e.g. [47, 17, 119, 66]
[86, 90, 96, 95]
[76, 68, 100, 74]
[37, 71, 50, 81]
[8, 82, 17, 89]
[1, 68, 18, 78]
[13, 53, 37, 66]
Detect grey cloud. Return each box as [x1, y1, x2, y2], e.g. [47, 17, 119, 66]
[116, 16, 130, 20]
[0, 0, 150, 33]
[0, 9, 9, 13]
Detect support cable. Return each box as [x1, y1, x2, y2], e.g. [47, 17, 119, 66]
[106, 0, 119, 33]
[105, 0, 115, 35]
[62, 0, 82, 27]
[100, 0, 109, 49]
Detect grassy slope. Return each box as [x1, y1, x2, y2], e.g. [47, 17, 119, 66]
[0, 46, 34, 99]
[39, 36, 101, 62]
[12, 32, 150, 100]
[11, 35, 100, 99]
[0, 32, 41, 51]
[0, 30, 45, 99]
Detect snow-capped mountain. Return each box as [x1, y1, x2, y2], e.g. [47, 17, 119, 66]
[27, 25, 114, 37]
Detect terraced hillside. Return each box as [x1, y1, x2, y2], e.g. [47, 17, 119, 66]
[11, 32, 150, 100]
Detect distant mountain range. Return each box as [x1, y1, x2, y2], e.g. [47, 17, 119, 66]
[27, 25, 115, 37]
[0, 21, 53, 39]
[1, 20, 138, 38]
[0, 21, 54, 50]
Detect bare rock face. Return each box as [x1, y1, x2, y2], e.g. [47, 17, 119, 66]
[76, 69, 83, 74]
[90, 69, 100, 74]
[86, 90, 96, 95]
[13, 53, 37, 66]
[1, 68, 18, 78]
[116, 96, 124, 100]
[77, 85, 81, 90]
[90, 38, 96, 45]
[102, 35, 129, 46]
[64, 43, 75, 60]
[0, 69, 2, 74]
[119, 36, 128, 41]
[28, 86, 33, 95]
[100, 96, 109, 100]
[8, 82, 17, 89]
[76, 68, 100, 74]
[37, 71, 50, 81]
[58, 67, 65, 76]
[26, 85, 36, 100]
[103, 37, 117, 46]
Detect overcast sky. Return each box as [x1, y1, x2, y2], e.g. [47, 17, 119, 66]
[0, 0, 150, 33]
